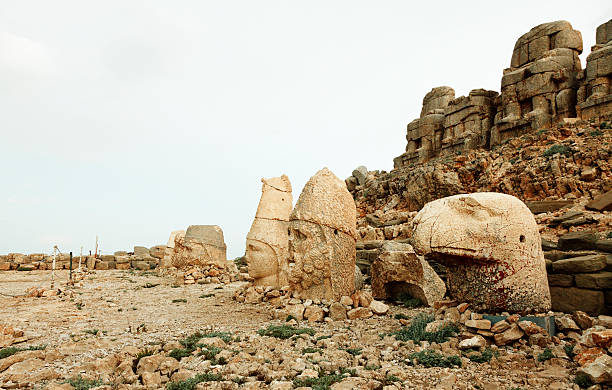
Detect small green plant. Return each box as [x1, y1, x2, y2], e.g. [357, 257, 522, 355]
[396, 293, 423, 308]
[542, 144, 573, 157]
[316, 335, 332, 341]
[0, 347, 19, 360]
[285, 315, 298, 322]
[293, 372, 344, 390]
[389, 314, 458, 344]
[607, 231, 612, 239]
[341, 347, 362, 356]
[408, 350, 461, 368]
[302, 347, 321, 354]
[383, 374, 402, 384]
[84, 329, 99, 336]
[231, 376, 246, 384]
[201, 331, 232, 343]
[600, 121, 611, 129]
[166, 372, 223, 390]
[168, 348, 192, 360]
[257, 324, 315, 339]
[199, 293, 214, 298]
[64, 376, 103, 390]
[76, 302, 84, 310]
[574, 373, 593, 389]
[564, 343, 576, 359]
[172, 298, 187, 303]
[467, 348, 498, 363]
[364, 364, 381, 370]
[590, 129, 604, 136]
[537, 348, 555, 362]
[394, 313, 410, 320]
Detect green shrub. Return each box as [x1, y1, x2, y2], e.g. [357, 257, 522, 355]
[168, 348, 192, 360]
[542, 144, 573, 157]
[537, 348, 555, 362]
[172, 298, 187, 303]
[199, 293, 214, 298]
[0, 347, 19, 360]
[468, 348, 497, 363]
[341, 347, 362, 356]
[142, 283, 158, 288]
[600, 121, 611, 129]
[408, 350, 461, 368]
[64, 376, 103, 390]
[591, 129, 604, 136]
[166, 372, 223, 390]
[302, 347, 321, 354]
[574, 373, 593, 389]
[293, 373, 344, 390]
[390, 314, 458, 344]
[396, 293, 423, 308]
[257, 324, 315, 339]
[564, 343, 576, 359]
[394, 313, 410, 320]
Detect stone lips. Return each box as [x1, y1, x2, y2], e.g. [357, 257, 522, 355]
[290, 167, 357, 239]
[412, 192, 551, 313]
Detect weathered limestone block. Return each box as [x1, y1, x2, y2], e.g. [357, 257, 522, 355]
[420, 86, 456, 117]
[371, 242, 445, 306]
[580, 19, 612, 120]
[494, 20, 583, 145]
[411, 192, 551, 313]
[551, 287, 605, 316]
[246, 175, 292, 288]
[288, 168, 357, 301]
[171, 225, 227, 269]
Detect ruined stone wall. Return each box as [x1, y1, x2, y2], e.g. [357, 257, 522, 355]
[394, 19, 611, 169]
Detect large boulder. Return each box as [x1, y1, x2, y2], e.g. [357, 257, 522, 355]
[411, 192, 551, 313]
[288, 168, 357, 301]
[171, 225, 227, 269]
[371, 242, 445, 306]
[246, 175, 293, 288]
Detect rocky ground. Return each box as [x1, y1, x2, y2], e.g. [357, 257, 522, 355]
[1, 270, 607, 390]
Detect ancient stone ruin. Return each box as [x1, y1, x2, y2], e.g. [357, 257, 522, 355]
[370, 241, 446, 306]
[411, 192, 551, 313]
[394, 19, 611, 169]
[171, 225, 227, 269]
[288, 168, 357, 301]
[245, 175, 293, 288]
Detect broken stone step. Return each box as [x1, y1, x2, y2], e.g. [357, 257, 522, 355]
[558, 231, 598, 251]
[525, 200, 573, 214]
[551, 254, 607, 274]
[586, 190, 612, 212]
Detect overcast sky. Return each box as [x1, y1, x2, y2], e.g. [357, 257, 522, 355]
[1, 1, 610, 258]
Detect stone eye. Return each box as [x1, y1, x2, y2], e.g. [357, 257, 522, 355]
[519, 235, 525, 243]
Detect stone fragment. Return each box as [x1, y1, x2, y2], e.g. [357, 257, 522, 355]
[585, 190, 612, 212]
[411, 192, 550, 312]
[141, 371, 162, 386]
[329, 302, 347, 321]
[369, 300, 389, 315]
[465, 319, 491, 330]
[371, 241, 446, 307]
[304, 305, 324, 322]
[518, 321, 545, 336]
[246, 175, 292, 288]
[525, 200, 573, 214]
[555, 315, 581, 332]
[557, 232, 598, 251]
[347, 307, 373, 320]
[351, 290, 373, 308]
[494, 323, 525, 346]
[550, 287, 605, 315]
[149, 245, 167, 259]
[575, 272, 612, 289]
[547, 274, 574, 287]
[592, 330, 612, 349]
[171, 225, 227, 269]
[286, 304, 305, 321]
[491, 320, 511, 333]
[458, 335, 487, 350]
[573, 311, 595, 330]
[576, 347, 607, 366]
[553, 254, 607, 274]
[578, 354, 612, 384]
[288, 168, 357, 301]
[339, 296, 353, 307]
[352, 166, 368, 186]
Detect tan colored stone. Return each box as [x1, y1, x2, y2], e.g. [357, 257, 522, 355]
[288, 168, 357, 301]
[412, 192, 551, 313]
[493, 323, 525, 346]
[329, 302, 347, 320]
[465, 319, 491, 330]
[369, 300, 389, 315]
[371, 241, 445, 306]
[171, 225, 228, 270]
[347, 307, 373, 320]
[304, 305, 324, 322]
[578, 354, 612, 384]
[246, 175, 292, 288]
[351, 290, 373, 308]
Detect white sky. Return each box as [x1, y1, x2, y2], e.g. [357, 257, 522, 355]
[1, 1, 610, 258]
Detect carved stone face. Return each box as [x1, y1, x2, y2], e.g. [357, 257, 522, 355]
[288, 220, 354, 301]
[411, 192, 551, 313]
[245, 239, 277, 280]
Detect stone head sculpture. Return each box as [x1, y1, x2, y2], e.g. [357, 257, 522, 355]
[288, 168, 357, 301]
[246, 175, 292, 287]
[411, 192, 551, 313]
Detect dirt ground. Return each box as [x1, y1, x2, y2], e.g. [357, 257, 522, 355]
[0, 270, 579, 390]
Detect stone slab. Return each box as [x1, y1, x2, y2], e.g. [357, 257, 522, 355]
[525, 200, 573, 214]
[550, 287, 605, 315]
[586, 190, 612, 212]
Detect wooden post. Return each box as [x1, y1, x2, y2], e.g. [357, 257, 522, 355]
[69, 252, 73, 281]
[51, 246, 57, 289]
[78, 247, 82, 272]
